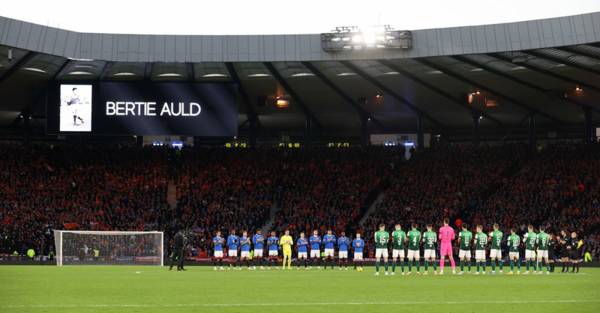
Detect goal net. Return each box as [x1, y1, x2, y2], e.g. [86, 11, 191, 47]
[54, 230, 164, 266]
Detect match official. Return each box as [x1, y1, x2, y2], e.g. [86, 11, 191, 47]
[169, 230, 185, 271]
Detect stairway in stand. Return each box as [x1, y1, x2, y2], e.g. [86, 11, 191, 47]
[260, 201, 281, 234]
[358, 191, 385, 227]
[167, 179, 177, 210]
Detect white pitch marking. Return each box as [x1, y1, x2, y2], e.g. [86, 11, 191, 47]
[3, 299, 599, 309]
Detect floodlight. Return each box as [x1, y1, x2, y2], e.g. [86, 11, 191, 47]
[321, 25, 412, 52]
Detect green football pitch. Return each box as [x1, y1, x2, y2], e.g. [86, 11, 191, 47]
[1, 266, 599, 313]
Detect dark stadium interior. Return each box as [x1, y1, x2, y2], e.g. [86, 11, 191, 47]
[2, 44, 600, 142]
[0, 13, 599, 265]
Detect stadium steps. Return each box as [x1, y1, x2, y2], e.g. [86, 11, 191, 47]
[259, 201, 281, 234]
[358, 192, 385, 226]
[167, 179, 177, 210]
[463, 157, 528, 220]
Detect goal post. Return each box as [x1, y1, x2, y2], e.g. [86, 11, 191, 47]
[53, 230, 164, 266]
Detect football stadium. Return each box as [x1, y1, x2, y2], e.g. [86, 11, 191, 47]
[1, 1, 600, 312]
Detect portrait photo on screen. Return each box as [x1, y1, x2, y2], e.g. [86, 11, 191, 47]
[59, 84, 92, 132]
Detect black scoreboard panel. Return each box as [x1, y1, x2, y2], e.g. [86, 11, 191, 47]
[47, 82, 237, 136]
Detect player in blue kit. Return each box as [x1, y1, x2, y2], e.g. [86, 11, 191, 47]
[309, 230, 322, 269]
[252, 229, 265, 270]
[323, 229, 336, 270]
[226, 229, 239, 269]
[212, 231, 225, 270]
[267, 231, 279, 269]
[337, 231, 350, 270]
[352, 233, 365, 271]
[296, 232, 309, 269]
[239, 231, 251, 269]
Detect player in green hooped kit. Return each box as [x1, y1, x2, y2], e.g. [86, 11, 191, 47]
[374, 223, 390, 276]
[536, 225, 551, 275]
[507, 228, 522, 274]
[523, 225, 538, 274]
[474, 225, 488, 275]
[391, 224, 407, 275]
[457, 223, 473, 274]
[488, 223, 504, 274]
[423, 224, 438, 274]
[407, 223, 422, 275]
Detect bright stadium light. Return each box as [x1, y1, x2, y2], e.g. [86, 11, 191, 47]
[202, 73, 228, 77]
[157, 73, 183, 77]
[67, 71, 94, 75]
[248, 73, 270, 77]
[22, 67, 47, 74]
[321, 25, 412, 52]
[67, 57, 95, 62]
[113, 72, 137, 76]
[291, 72, 315, 77]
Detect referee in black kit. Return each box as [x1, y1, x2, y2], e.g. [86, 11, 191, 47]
[169, 230, 185, 271]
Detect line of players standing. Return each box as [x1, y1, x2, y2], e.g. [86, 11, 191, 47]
[211, 228, 366, 271]
[210, 223, 584, 274]
[372, 222, 584, 276]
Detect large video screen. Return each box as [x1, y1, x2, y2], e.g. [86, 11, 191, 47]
[59, 84, 92, 132]
[47, 82, 237, 136]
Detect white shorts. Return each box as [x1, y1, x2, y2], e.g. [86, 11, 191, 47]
[298, 252, 308, 259]
[525, 249, 536, 260]
[228, 250, 238, 257]
[490, 249, 502, 259]
[324, 248, 335, 257]
[392, 249, 405, 259]
[424, 249, 436, 260]
[354, 252, 363, 260]
[214, 251, 224, 258]
[254, 249, 263, 257]
[407, 249, 420, 260]
[509, 252, 520, 260]
[475, 250, 486, 261]
[338, 251, 348, 259]
[375, 248, 389, 259]
[240, 251, 250, 258]
[537, 250, 548, 260]
[459, 249, 471, 259]
[310, 250, 321, 258]
[268, 250, 278, 257]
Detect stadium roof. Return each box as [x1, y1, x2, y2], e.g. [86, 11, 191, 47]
[4, 0, 600, 35]
[1, 12, 600, 140]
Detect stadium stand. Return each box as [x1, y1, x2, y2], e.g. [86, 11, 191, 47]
[1, 143, 599, 261]
[0, 144, 169, 257]
[172, 149, 275, 256]
[362, 145, 528, 249]
[271, 148, 400, 235]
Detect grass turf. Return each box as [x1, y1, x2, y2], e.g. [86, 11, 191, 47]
[1, 265, 599, 313]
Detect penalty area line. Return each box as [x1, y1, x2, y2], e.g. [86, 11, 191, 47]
[3, 299, 600, 309]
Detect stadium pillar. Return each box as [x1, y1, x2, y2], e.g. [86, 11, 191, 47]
[472, 112, 480, 145]
[528, 113, 536, 150]
[305, 117, 312, 146]
[249, 118, 257, 148]
[417, 114, 424, 150]
[584, 107, 594, 144]
[360, 115, 370, 147]
[23, 111, 31, 145]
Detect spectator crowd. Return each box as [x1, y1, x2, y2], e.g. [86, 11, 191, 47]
[0, 142, 598, 260]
